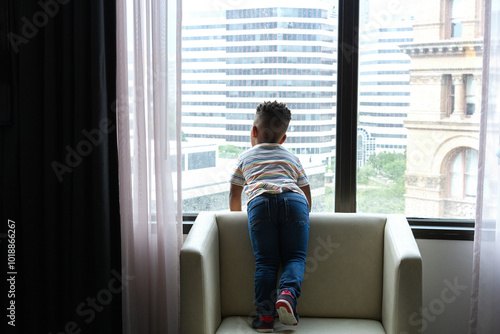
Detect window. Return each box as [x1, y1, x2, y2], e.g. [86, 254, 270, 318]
[364, 0, 482, 220]
[444, 74, 456, 116]
[449, 148, 478, 199]
[181, 0, 483, 226]
[450, 0, 464, 38]
[466, 75, 477, 116]
[443, 74, 479, 117]
[182, 1, 338, 213]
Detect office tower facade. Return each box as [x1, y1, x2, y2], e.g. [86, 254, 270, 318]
[358, 21, 413, 162]
[182, 1, 338, 167]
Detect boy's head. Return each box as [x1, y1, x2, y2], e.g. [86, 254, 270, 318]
[252, 101, 291, 145]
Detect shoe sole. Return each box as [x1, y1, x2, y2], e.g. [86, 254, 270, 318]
[276, 299, 298, 326]
[256, 329, 274, 333]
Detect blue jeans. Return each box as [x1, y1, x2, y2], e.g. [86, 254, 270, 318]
[247, 191, 309, 317]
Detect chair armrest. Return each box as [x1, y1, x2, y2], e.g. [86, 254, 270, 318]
[382, 214, 422, 334]
[181, 212, 221, 334]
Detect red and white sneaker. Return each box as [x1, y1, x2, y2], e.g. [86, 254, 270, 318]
[275, 290, 299, 326]
[251, 315, 274, 333]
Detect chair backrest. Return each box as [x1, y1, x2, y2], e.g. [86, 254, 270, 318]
[216, 212, 386, 320]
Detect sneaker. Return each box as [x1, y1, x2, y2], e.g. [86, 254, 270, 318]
[276, 290, 299, 326]
[251, 315, 274, 333]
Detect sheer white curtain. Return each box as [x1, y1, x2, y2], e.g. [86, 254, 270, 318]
[469, 0, 500, 332]
[116, 0, 182, 333]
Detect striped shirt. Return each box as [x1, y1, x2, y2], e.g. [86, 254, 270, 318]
[230, 143, 309, 201]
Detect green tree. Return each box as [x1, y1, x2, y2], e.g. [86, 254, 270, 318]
[218, 145, 244, 159]
[368, 151, 406, 181]
[357, 164, 377, 184]
[357, 151, 406, 214]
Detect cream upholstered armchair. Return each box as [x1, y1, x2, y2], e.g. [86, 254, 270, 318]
[181, 212, 422, 334]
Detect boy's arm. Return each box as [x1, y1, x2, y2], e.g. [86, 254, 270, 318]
[300, 184, 312, 212]
[229, 184, 244, 211]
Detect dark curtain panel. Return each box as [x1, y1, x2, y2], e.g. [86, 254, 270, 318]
[0, 1, 121, 333]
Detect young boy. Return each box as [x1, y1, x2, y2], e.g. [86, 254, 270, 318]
[229, 101, 311, 333]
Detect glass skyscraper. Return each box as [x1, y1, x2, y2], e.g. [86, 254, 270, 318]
[182, 1, 338, 167]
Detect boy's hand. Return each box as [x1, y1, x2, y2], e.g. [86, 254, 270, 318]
[229, 184, 244, 211]
[300, 184, 312, 212]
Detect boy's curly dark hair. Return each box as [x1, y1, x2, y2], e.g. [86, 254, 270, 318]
[255, 101, 291, 142]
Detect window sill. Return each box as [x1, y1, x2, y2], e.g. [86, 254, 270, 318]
[408, 218, 474, 241]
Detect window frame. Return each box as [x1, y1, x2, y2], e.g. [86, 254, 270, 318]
[334, 0, 475, 239]
[181, 0, 476, 240]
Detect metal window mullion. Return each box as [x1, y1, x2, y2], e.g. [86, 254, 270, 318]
[335, 0, 359, 213]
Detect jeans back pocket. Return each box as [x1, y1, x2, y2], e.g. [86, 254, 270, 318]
[247, 196, 271, 231]
[284, 196, 309, 227]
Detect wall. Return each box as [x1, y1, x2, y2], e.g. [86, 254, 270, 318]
[416, 239, 474, 334]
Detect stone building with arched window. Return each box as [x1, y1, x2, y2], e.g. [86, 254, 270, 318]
[400, 0, 483, 218]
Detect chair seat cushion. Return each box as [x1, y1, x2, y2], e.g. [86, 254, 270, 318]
[216, 316, 386, 334]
